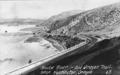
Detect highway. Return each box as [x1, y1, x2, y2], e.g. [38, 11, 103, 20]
[6, 35, 102, 75]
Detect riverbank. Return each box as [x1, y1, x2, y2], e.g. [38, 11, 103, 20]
[44, 38, 65, 51]
[0, 25, 59, 75]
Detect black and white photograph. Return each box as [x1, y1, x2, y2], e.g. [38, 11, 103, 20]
[0, 0, 120, 75]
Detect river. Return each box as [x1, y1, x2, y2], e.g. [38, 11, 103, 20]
[0, 25, 57, 75]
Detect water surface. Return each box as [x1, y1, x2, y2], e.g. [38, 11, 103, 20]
[0, 25, 57, 75]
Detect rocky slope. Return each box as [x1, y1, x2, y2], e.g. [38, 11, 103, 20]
[29, 3, 120, 75]
[36, 3, 120, 50]
[38, 10, 82, 31]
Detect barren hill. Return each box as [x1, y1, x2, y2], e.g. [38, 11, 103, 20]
[29, 3, 120, 75]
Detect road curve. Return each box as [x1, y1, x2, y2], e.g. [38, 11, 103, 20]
[6, 35, 102, 75]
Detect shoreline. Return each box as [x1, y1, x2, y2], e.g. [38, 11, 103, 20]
[44, 38, 66, 51]
[24, 35, 64, 51]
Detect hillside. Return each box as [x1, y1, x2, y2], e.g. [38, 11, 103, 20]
[34, 3, 120, 49]
[30, 3, 120, 75]
[0, 19, 45, 25]
[48, 3, 120, 36]
[38, 10, 82, 31]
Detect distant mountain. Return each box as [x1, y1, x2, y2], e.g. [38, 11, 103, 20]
[0, 19, 45, 25]
[39, 10, 82, 30]
[49, 10, 82, 20]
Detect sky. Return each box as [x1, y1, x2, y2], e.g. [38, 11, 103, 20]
[0, 0, 120, 19]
